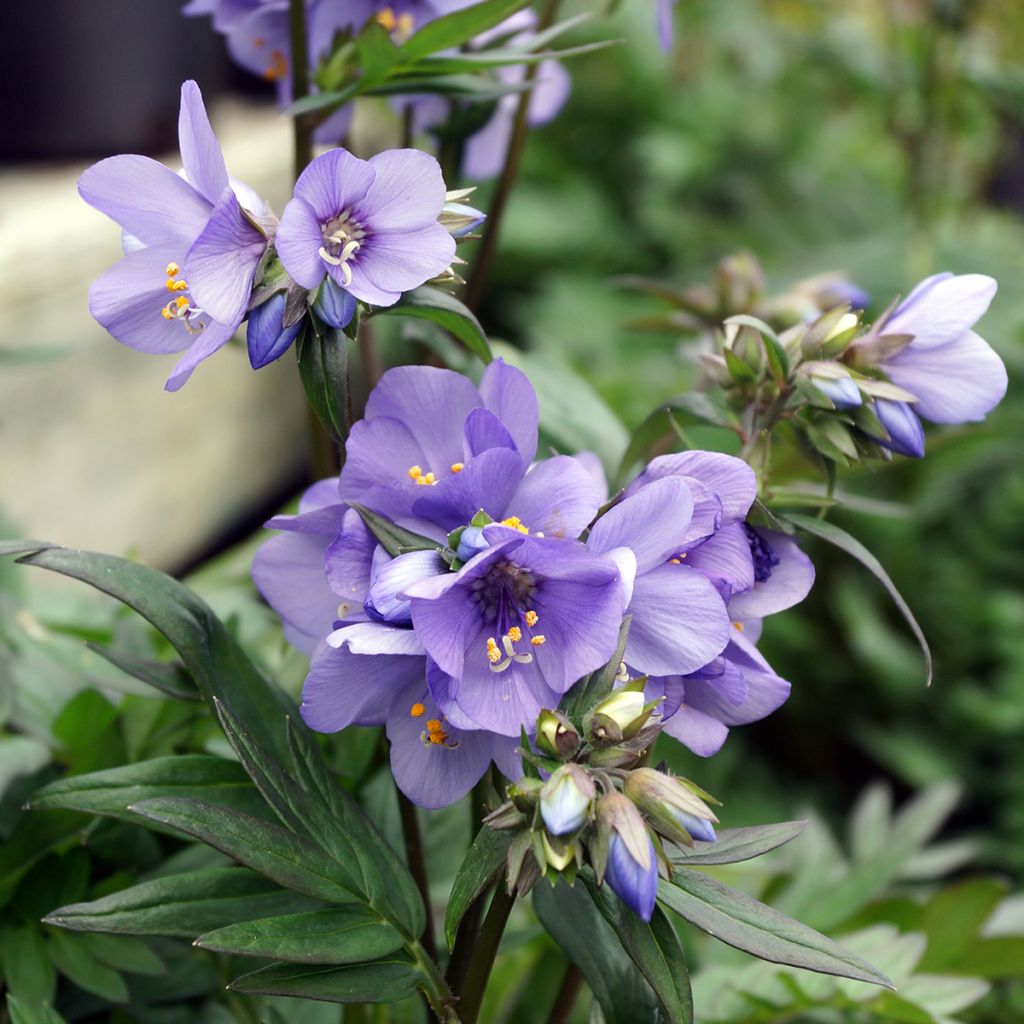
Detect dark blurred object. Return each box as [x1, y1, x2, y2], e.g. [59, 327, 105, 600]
[0, 1, 235, 161]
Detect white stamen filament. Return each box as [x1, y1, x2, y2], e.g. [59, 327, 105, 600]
[488, 633, 534, 674]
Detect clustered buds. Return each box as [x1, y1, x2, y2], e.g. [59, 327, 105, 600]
[485, 686, 719, 921]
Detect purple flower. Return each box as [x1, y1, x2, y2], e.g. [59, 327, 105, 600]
[873, 399, 926, 458]
[605, 831, 658, 921]
[868, 273, 1006, 449]
[275, 148, 455, 307]
[406, 531, 625, 736]
[656, 0, 676, 51]
[247, 293, 304, 368]
[79, 80, 270, 390]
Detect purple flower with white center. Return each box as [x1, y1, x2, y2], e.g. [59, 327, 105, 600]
[860, 272, 1005, 456]
[275, 147, 455, 307]
[79, 80, 270, 390]
[586, 477, 732, 678]
[405, 531, 625, 736]
[340, 361, 606, 538]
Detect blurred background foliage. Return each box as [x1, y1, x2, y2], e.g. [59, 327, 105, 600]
[2, 0, 1024, 1020]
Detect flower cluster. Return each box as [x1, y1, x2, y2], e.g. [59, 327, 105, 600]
[486, 697, 720, 921]
[252, 360, 814, 811]
[79, 82, 478, 389]
[183, 0, 571, 179]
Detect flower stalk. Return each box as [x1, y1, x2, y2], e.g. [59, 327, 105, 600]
[456, 886, 516, 1024]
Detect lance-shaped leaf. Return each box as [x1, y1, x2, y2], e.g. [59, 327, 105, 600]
[583, 875, 693, 1024]
[373, 286, 492, 365]
[127, 797, 358, 904]
[296, 323, 352, 447]
[227, 958, 420, 1003]
[46, 931, 129, 1004]
[348, 503, 441, 559]
[85, 642, 199, 701]
[658, 869, 894, 988]
[12, 545, 297, 765]
[29, 755, 271, 825]
[43, 868, 319, 937]
[560, 616, 632, 722]
[534, 879, 660, 1023]
[782, 512, 932, 686]
[399, 0, 533, 61]
[444, 826, 513, 950]
[196, 907, 405, 965]
[670, 822, 807, 866]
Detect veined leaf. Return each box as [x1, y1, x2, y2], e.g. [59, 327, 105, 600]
[670, 822, 807, 866]
[348, 504, 441, 559]
[659, 869, 894, 988]
[43, 868, 319, 937]
[85, 642, 199, 701]
[374, 286, 493, 364]
[196, 907, 404, 965]
[228, 958, 420, 1003]
[444, 826, 513, 950]
[296, 324, 352, 447]
[400, 0, 532, 61]
[783, 512, 932, 687]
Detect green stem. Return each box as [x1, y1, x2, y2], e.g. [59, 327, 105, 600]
[462, 0, 562, 312]
[288, 0, 313, 180]
[545, 961, 583, 1024]
[455, 886, 516, 1024]
[397, 787, 437, 961]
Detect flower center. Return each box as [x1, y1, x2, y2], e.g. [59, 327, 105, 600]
[262, 48, 288, 82]
[409, 703, 459, 749]
[158, 262, 205, 334]
[319, 212, 366, 288]
[742, 524, 780, 583]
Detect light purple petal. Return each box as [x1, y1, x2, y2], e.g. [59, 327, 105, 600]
[631, 452, 756, 524]
[886, 273, 997, 349]
[295, 147, 377, 222]
[727, 532, 814, 619]
[884, 330, 1008, 424]
[78, 155, 210, 248]
[625, 563, 730, 676]
[366, 549, 448, 625]
[386, 683, 495, 809]
[479, 358, 539, 466]
[327, 621, 425, 657]
[301, 479, 343, 514]
[685, 522, 755, 599]
[411, 447, 523, 529]
[89, 247, 194, 354]
[301, 640, 424, 732]
[505, 456, 605, 540]
[359, 149, 448, 231]
[276, 196, 328, 289]
[573, 451, 610, 500]
[323, 508, 376, 609]
[587, 478, 694, 574]
[186, 186, 267, 325]
[662, 705, 730, 757]
[178, 80, 229, 206]
[352, 223, 456, 304]
[605, 832, 657, 921]
[164, 317, 238, 391]
[656, 0, 675, 50]
[464, 407, 517, 459]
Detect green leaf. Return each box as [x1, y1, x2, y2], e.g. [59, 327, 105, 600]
[918, 878, 1007, 971]
[354, 21, 403, 86]
[783, 512, 932, 686]
[534, 879, 659, 1023]
[46, 930, 129, 1003]
[6, 995, 67, 1024]
[348, 504, 441, 559]
[670, 822, 807, 866]
[128, 797, 358, 904]
[296, 324, 352, 447]
[78, 934, 164, 976]
[724, 314, 790, 382]
[444, 826, 513, 950]
[659, 869, 894, 988]
[560, 616, 632, 722]
[374, 286, 492, 364]
[583, 876, 693, 1024]
[196, 907, 404, 965]
[14, 545, 298, 765]
[85, 642, 199, 701]
[30, 755, 270, 825]
[400, 0, 532, 61]
[44, 868, 318, 937]
[0, 925, 56, 1005]
[227, 958, 420, 1003]
[955, 937, 1024, 978]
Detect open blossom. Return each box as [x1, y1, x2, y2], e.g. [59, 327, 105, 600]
[864, 273, 1005, 457]
[275, 148, 456, 306]
[79, 80, 270, 390]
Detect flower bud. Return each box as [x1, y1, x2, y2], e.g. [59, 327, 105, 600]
[535, 710, 581, 760]
[507, 777, 543, 814]
[540, 765, 594, 837]
[595, 795, 659, 921]
[873, 399, 925, 458]
[455, 525, 490, 563]
[364, 550, 446, 626]
[624, 768, 719, 846]
[813, 376, 862, 410]
[541, 830, 577, 872]
[247, 292, 304, 369]
[313, 276, 357, 330]
[590, 687, 650, 744]
[439, 199, 486, 238]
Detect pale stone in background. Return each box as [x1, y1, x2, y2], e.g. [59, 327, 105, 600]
[0, 100, 310, 571]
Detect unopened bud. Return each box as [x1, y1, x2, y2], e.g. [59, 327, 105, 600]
[535, 710, 581, 760]
[624, 768, 719, 847]
[540, 765, 594, 837]
[541, 830, 576, 872]
[872, 399, 925, 458]
[313, 276, 356, 330]
[590, 688, 650, 744]
[247, 292, 304, 369]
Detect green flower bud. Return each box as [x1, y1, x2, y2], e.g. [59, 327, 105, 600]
[589, 688, 651, 744]
[535, 709, 581, 760]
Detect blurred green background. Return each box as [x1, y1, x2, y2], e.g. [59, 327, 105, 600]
[2, 0, 1023, 1021]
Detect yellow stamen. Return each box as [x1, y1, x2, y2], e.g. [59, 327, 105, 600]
[668, 558, 681, 564]
[375, 7, 398, 30]
[172, 279, 189, 292]
[161, 308, 174, 320]
[506, 626, 522, 642]
[486, 637, 502, 664]
[408, 465, 422, 480]
[531, 635, 546, 646]
[165, 262, 179, 277]
[410, 702, 426, 718]
[175, 296, 189, 310]
[525, 610, 539, 627]
[264, 49, 288, 81]
[499, 516, 529, 534]
[426, 718, 443, 732]
[733, 621, 744, 632]
[451, 462, 464, 474]
[422, 472, 436, 485]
